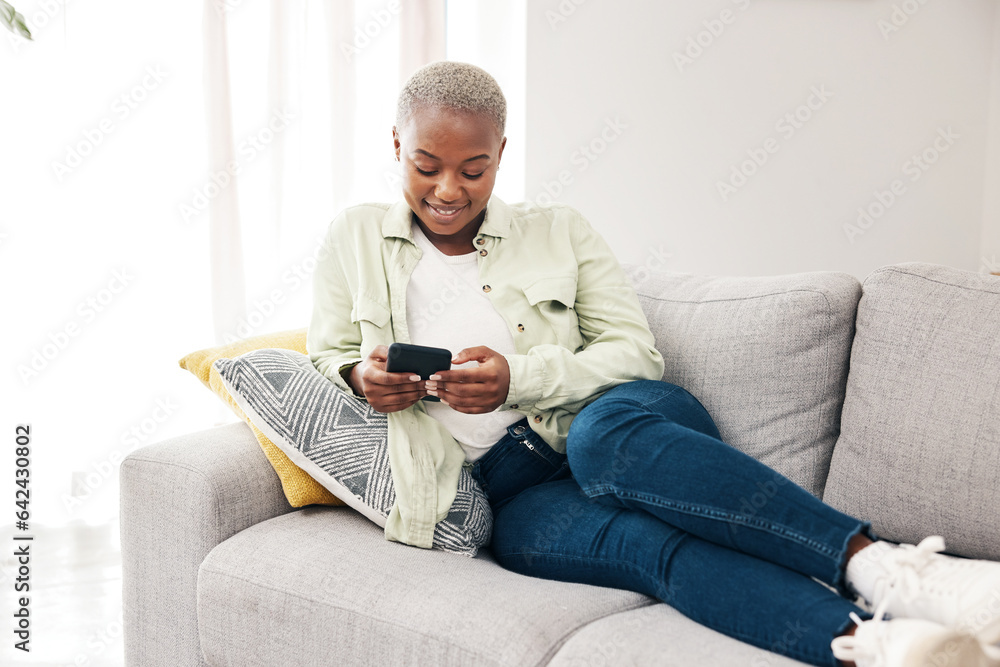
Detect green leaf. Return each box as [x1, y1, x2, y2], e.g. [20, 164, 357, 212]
[0, 1, 14, 25]
[1, 1, 31, 40]
[14, 12, 30, 40]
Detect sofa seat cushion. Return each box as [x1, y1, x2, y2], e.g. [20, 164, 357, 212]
[824, 263, 1000, 560]
[548, 604, 807, 667]
[630, 267, 861, 497]
[197, 507, 654, 667]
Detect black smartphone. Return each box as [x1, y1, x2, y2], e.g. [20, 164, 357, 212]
[385, 343, 452, 402]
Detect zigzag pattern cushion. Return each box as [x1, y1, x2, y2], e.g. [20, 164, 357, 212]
[178, 328, 343, 507]
[213, 348, 492, 557]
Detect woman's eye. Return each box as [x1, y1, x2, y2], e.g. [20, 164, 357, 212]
[463, 172, 484, 179]
[415, 167, 437, 176]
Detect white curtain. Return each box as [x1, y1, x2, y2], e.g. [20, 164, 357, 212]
[399, 0, 446, 85]
[202, 0, 446, 345]
[203, 0, 248, 343]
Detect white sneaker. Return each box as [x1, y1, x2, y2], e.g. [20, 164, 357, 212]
[860, 536, 1000, 643]
[831, 613, 1000, 667]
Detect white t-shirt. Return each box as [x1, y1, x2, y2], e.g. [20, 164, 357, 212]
[406, 221, 522, 461]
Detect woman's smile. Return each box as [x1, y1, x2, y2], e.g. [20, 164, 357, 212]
[425, 201, 468, 224]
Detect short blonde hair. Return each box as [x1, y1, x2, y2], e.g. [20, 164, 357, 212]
[396, 61, 506, 137]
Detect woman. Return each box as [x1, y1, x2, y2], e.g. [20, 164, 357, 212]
[308, 61, 1000, 667]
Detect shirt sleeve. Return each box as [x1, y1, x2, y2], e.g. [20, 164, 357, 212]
[503, 212, 665, 414]
[306, 214, 365, 397]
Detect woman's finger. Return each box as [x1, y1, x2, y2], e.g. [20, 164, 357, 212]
[368, 388, 424, 412]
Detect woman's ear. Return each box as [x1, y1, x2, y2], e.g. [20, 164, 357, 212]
[497, 136, 507, 167]
[392, 126, 401, 161]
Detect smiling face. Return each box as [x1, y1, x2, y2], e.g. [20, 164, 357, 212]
[393, 105, 505, 255]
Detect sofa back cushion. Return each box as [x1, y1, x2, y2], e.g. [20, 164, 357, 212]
[628, 266, 861, 497]
[824, 263, 1000, 560]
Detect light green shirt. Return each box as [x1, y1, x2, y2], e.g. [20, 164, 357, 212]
[307, 197, 664, 548]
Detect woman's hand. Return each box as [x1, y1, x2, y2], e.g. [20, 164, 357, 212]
[424, 346, 511, 414]
[347, 345, 426, 413]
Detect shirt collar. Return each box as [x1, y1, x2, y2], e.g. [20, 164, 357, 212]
[479, 196, 512, 239]
[380, 196, 512, 243]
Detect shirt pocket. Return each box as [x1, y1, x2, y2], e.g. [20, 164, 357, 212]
[351, 294, 392, 347]
[522, 275, 585, 351]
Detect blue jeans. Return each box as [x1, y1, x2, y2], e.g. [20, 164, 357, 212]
[470, 380, 871, 667]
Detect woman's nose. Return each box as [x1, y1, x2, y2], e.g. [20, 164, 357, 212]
[434, 173, 461, 201]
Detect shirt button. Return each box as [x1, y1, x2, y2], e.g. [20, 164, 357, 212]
[476, 238, 485, 245]
[510, 403, 519, 410]
[517, 324, 524, 332]
[483, 285, 491, 293]
[533, 415, 542, 423]
[479, 249, 488, 257]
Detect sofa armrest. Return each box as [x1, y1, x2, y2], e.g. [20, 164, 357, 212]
[120, 421, 294, 667]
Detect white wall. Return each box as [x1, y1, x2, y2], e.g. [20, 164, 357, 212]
[982, 6, 1000, 275]
[525, 0, 1000, 279]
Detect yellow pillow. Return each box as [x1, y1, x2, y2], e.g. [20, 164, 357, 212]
[179, 328, 345, 508]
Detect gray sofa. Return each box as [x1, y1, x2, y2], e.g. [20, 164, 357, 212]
[120, 262, 1000, 666]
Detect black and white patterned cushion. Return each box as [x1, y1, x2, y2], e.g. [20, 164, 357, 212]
[213, 348, 492, 557]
